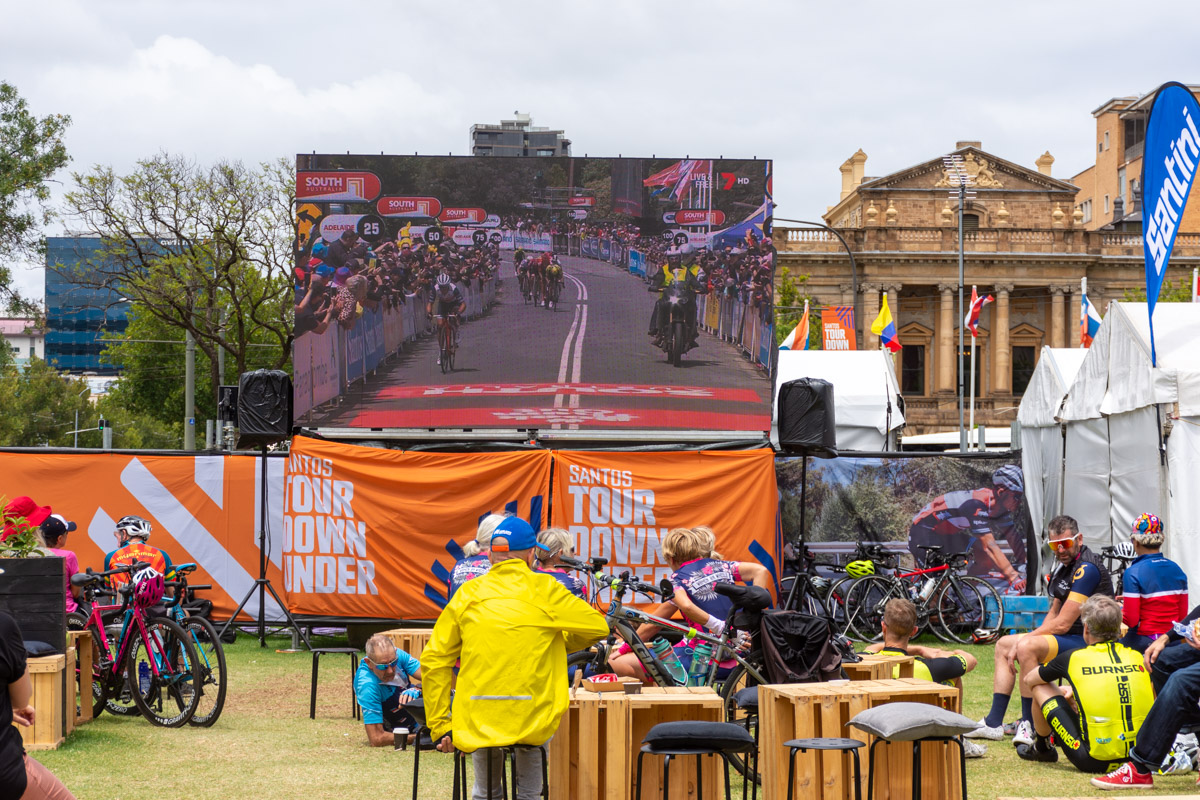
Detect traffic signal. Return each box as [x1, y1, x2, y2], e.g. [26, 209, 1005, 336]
[98, 417, 106, 430]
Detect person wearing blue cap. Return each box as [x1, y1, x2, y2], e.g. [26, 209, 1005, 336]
[422, 516, 608, 800]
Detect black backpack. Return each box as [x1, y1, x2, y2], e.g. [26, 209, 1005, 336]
[759, 609, 847, 683]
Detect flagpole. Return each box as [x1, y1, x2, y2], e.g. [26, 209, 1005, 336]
[1080, 277, 1088, 346]
[969, 285, 977, 446]
[1193, 268, 1198, 303]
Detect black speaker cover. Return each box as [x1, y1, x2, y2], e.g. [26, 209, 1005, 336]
[236, 369, 293, 448]
[778, 378, 837, 458]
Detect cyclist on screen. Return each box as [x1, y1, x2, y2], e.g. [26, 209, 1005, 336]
[427, 273, 466, 367]
[907, 465, 1026, 592]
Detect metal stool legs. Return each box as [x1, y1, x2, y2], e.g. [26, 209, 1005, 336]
[636, 749, 736, 800]
[866, 736, 965, 800]
[309, 648, 359, 720]
[788, 746, 861, 800]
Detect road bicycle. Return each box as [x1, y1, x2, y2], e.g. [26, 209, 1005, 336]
[163, 563, 228, 727]
[545, 275, 562, 310]
[1100, 544, 1136, 596]
[433, 313, 458, 373]
[823, 542, 899, 631]
[67, 563, 201, 727]
[839, 545, 1005, 644]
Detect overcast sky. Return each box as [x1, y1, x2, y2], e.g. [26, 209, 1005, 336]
[4, 0, 1198, 302]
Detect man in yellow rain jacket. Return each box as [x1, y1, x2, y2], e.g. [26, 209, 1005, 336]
[423, 516, 608, 799]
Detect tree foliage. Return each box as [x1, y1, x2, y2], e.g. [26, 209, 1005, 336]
[774, 267, 818, 346]
[60, 155, 294, 434]
[0, 82, 70, 314]
[1122, 270, 1196, 303]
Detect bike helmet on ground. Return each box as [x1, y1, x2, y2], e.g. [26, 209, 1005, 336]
[971, 627, 1002, 644]
[116, 515, 152, 540]
[992, 465, 1024, 494]
[845, 559, 876, 579]
[1131, 513, 1165, 546]
[131, 567, 164, 609]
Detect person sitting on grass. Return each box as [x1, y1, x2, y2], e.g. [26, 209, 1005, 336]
[354, 633, 422, 747]
[1018, 596, 1153, 774]
[864, 598, 985, 758]
[608, 526, 770, 682]
[1089, 603, 1200, 790]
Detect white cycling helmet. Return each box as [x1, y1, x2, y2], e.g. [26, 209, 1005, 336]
[436, 273, 452, 288]
[116, 515, 152, 540]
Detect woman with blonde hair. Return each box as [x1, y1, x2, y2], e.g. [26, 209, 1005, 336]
[447, 513, 508, 599]
[534, 527, 587, 599]
[609, 526, 770, 681]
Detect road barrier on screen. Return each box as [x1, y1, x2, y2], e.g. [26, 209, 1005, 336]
[294, 276, 497, 420]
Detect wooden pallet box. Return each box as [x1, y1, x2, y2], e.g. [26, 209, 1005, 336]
[842, 653, 915, 681]
[66, 630, 94, 728]
[549, 686, 724, 800]
[760, 679, 963, 800]
[15, 654, 65, 751]
[379, 627, 433, 661]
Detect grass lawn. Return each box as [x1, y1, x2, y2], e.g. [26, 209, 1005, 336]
[32, 635, 1196, 799]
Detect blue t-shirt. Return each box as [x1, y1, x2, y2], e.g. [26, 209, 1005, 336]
[536, 567, 586, 599]
[353, 650, 421, 726]
[448, 553, 491, 599]
[670, 558, 743, 622]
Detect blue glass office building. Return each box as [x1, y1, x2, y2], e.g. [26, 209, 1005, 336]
[44, 237, 129, 373]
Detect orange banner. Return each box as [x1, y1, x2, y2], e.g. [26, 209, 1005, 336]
[550, 449, 780, 597]
[281, 437, 552, 618]
[821, 306, 857, 351]
[0, 451, 279, 620]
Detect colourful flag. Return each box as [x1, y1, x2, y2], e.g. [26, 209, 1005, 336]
[870, 294, 902, 352]
[1080, 290, 1103, 347]
[963, 286, 994, 338]
[779, 300, 810, 350]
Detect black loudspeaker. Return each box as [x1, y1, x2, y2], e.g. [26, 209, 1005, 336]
[778, 378, 838, 458]
[236, 369, 293, 448]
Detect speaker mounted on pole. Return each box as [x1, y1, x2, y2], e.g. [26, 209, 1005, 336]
[236, 369, 293, 449]
[777, 377, 838, 458]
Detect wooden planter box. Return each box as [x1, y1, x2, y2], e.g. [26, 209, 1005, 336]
[759, 678, 962, 800]
[15, 654, 66, 751]
[0, 556, 66, 653]
[549, 686, 725, 800]
[842, 653, 915, 682]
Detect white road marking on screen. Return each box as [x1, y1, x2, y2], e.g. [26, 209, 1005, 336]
[550, 272, 590, 428]
[565, 271, 589, 429]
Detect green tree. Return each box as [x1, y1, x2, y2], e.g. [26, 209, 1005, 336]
[1122, 271, 1196, 303]
[774, 267, 818, 347]
[0, 82, 70, 314]
[60, 155, 293, 439]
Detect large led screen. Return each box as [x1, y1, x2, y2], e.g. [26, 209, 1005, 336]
[292, 154, 774, 434]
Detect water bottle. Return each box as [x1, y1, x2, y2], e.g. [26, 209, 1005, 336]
[138, 661, 151, 695]
[648, 638, 687, 685]
[918, 577, 938, 602]
[686, 642, 715, 687]
[908, 583, 921, 602]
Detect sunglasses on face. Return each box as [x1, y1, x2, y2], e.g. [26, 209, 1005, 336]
[1047, 538, 1077, 553]
[367, 656, 398, 670]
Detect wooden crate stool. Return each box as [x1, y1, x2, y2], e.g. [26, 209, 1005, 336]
[67, 630, 94, 728]
[760, 684, 871, 800]
[608, 687, 725, 800]
[842, 653, 915, 682]
[548, 690, 607, 800]
[634, 721, 755, 800]
[380, 627, 434, 661]
[16, 654, 65, 751]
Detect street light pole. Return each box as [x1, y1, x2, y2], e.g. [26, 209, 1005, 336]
[184, 328, 196, 450]
[942, 154, 974, 453]
[773, 217, 859, 347]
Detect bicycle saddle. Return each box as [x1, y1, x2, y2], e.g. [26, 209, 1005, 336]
[714, 583, 772, 612]
[917, 544, 943, 552]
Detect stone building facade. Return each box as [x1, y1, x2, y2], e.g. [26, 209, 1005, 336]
[775, 142, 1200, 435]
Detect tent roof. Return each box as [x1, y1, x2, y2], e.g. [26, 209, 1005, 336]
[772, 350, 905, 448]
[1059, 301, 1200, 421]
[1017, 347, 1088, 428]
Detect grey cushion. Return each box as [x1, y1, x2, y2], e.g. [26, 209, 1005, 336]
[848, 702, 977, 741]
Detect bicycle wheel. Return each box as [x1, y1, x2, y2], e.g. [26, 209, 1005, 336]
[718, 660, 765, 782]
[933, 577, 1005, 644]
[841, 576, 896, 642]
[126, 616, 201, 727]
[824, 577, 854, 635]
[67, 612, 118, 720]
[183, 616, 228, 727]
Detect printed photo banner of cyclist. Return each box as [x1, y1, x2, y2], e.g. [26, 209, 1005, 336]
[776, 453, 1034, 597]
[291, 154, 775, 436]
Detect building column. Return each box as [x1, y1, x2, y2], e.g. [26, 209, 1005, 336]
[1049, 285, 1065, 349]
[937, 282, 956, 393]
[992, 284, 1014, 395]
[885, 282, 903, 370]
[1061, 285, 1075, 348]
[861, 282, 880, 350]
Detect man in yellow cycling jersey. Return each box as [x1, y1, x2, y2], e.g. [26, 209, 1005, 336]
[544, 258, 563, 308]
[865, 598, 979, 688]
[1019, 596, 1154, 773]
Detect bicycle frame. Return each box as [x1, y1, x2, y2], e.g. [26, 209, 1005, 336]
[82, 591, 174, 686]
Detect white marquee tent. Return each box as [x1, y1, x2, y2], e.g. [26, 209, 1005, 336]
[772, 350, 905, 452]
[1024, 301, 1200, 592]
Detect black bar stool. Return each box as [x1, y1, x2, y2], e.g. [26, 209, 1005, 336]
[733, 686, 760, 800]
[783, 737, 865, 800]
[634, 721, 756, 800]
[865, 736, 967, 800]
[309, 647, 359, 720]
